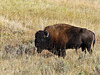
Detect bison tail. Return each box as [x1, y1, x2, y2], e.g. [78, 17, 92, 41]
[93, 33, 95, 48]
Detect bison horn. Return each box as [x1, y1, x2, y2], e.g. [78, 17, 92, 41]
[44, 31, 49, 37]
[46, 32, 49, 37]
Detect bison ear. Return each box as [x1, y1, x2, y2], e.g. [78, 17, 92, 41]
[44, 31, 49, 38]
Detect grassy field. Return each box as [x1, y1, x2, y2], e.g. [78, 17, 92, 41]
[0, 0, 100, 75]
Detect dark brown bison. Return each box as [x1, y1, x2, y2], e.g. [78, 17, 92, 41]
[35, 24, 95, 58]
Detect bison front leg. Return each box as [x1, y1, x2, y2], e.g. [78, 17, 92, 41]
[58, 49, 66, 58]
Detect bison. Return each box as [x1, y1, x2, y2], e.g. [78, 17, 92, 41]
[35, 24, 95, 58]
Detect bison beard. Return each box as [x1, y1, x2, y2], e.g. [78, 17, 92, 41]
[35, 24, 95, 58]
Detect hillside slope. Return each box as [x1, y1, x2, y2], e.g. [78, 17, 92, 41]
[0, 0, 100, 75]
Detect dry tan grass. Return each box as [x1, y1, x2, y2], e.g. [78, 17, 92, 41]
[0, 0, 100, 75]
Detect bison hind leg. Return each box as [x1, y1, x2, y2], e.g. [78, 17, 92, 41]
[81, 47, 86, 54]
[87, 46, 92, 55]
[75, 48, 79, 54]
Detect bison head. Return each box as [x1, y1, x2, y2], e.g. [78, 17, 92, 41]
[35, 30, 50, 53]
